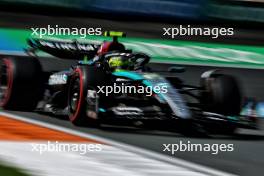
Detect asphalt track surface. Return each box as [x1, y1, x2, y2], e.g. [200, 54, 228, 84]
[0, 11, 264, 176]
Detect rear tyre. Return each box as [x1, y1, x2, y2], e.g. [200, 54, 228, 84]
[68, 65, 109, 126]
[0, 57, 43, 110]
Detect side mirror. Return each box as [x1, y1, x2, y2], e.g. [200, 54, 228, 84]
[168, 66, 185, 73]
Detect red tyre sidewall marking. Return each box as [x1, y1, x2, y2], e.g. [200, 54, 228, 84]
[69, 68, 84, 122]
[0, 59, 13, 107]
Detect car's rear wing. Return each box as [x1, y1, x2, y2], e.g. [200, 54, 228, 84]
[26, 38, 100, 59]
[25, 31, 126, 59]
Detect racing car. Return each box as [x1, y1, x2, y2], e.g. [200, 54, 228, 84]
[0, 31, 258, 135]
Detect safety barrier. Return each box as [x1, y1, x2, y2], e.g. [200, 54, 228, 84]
[207, 3, 264, 23]
[83, 0, 205, 19]
[0, 0, 82, 9]
[0, 0, 206, 20]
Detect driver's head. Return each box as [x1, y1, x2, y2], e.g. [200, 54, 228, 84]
[97, 41, 125, 55]
[108, 56, 131, 70]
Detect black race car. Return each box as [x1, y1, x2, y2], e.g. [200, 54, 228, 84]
[0, 32, 257, 135]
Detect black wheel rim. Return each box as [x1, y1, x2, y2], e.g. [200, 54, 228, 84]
[69, 77, 80, 114]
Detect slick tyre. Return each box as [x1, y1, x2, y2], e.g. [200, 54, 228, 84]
[0, 57, 43, 110]
[68, 65, 108, 126]
[201, 74, 242, 116]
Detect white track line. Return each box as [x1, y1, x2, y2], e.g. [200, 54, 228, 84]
[0, 111, 237, 176]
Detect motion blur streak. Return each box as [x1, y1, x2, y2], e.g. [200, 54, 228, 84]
[0, 111, 236, 176]
[0, 0, 263, 175]
[0, 115, 98, 142]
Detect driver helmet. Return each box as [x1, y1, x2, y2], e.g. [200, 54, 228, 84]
[108, 56, 131, 70]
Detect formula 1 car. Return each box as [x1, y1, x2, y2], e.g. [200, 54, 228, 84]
[0, 32, 257, 135]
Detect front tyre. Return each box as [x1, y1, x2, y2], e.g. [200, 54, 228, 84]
[200, 74, 242, 116]
[68, 67, 86, 125]
[68, 66, 108, 126]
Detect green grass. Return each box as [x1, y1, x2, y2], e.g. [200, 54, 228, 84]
[0, 163, 30, 176]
